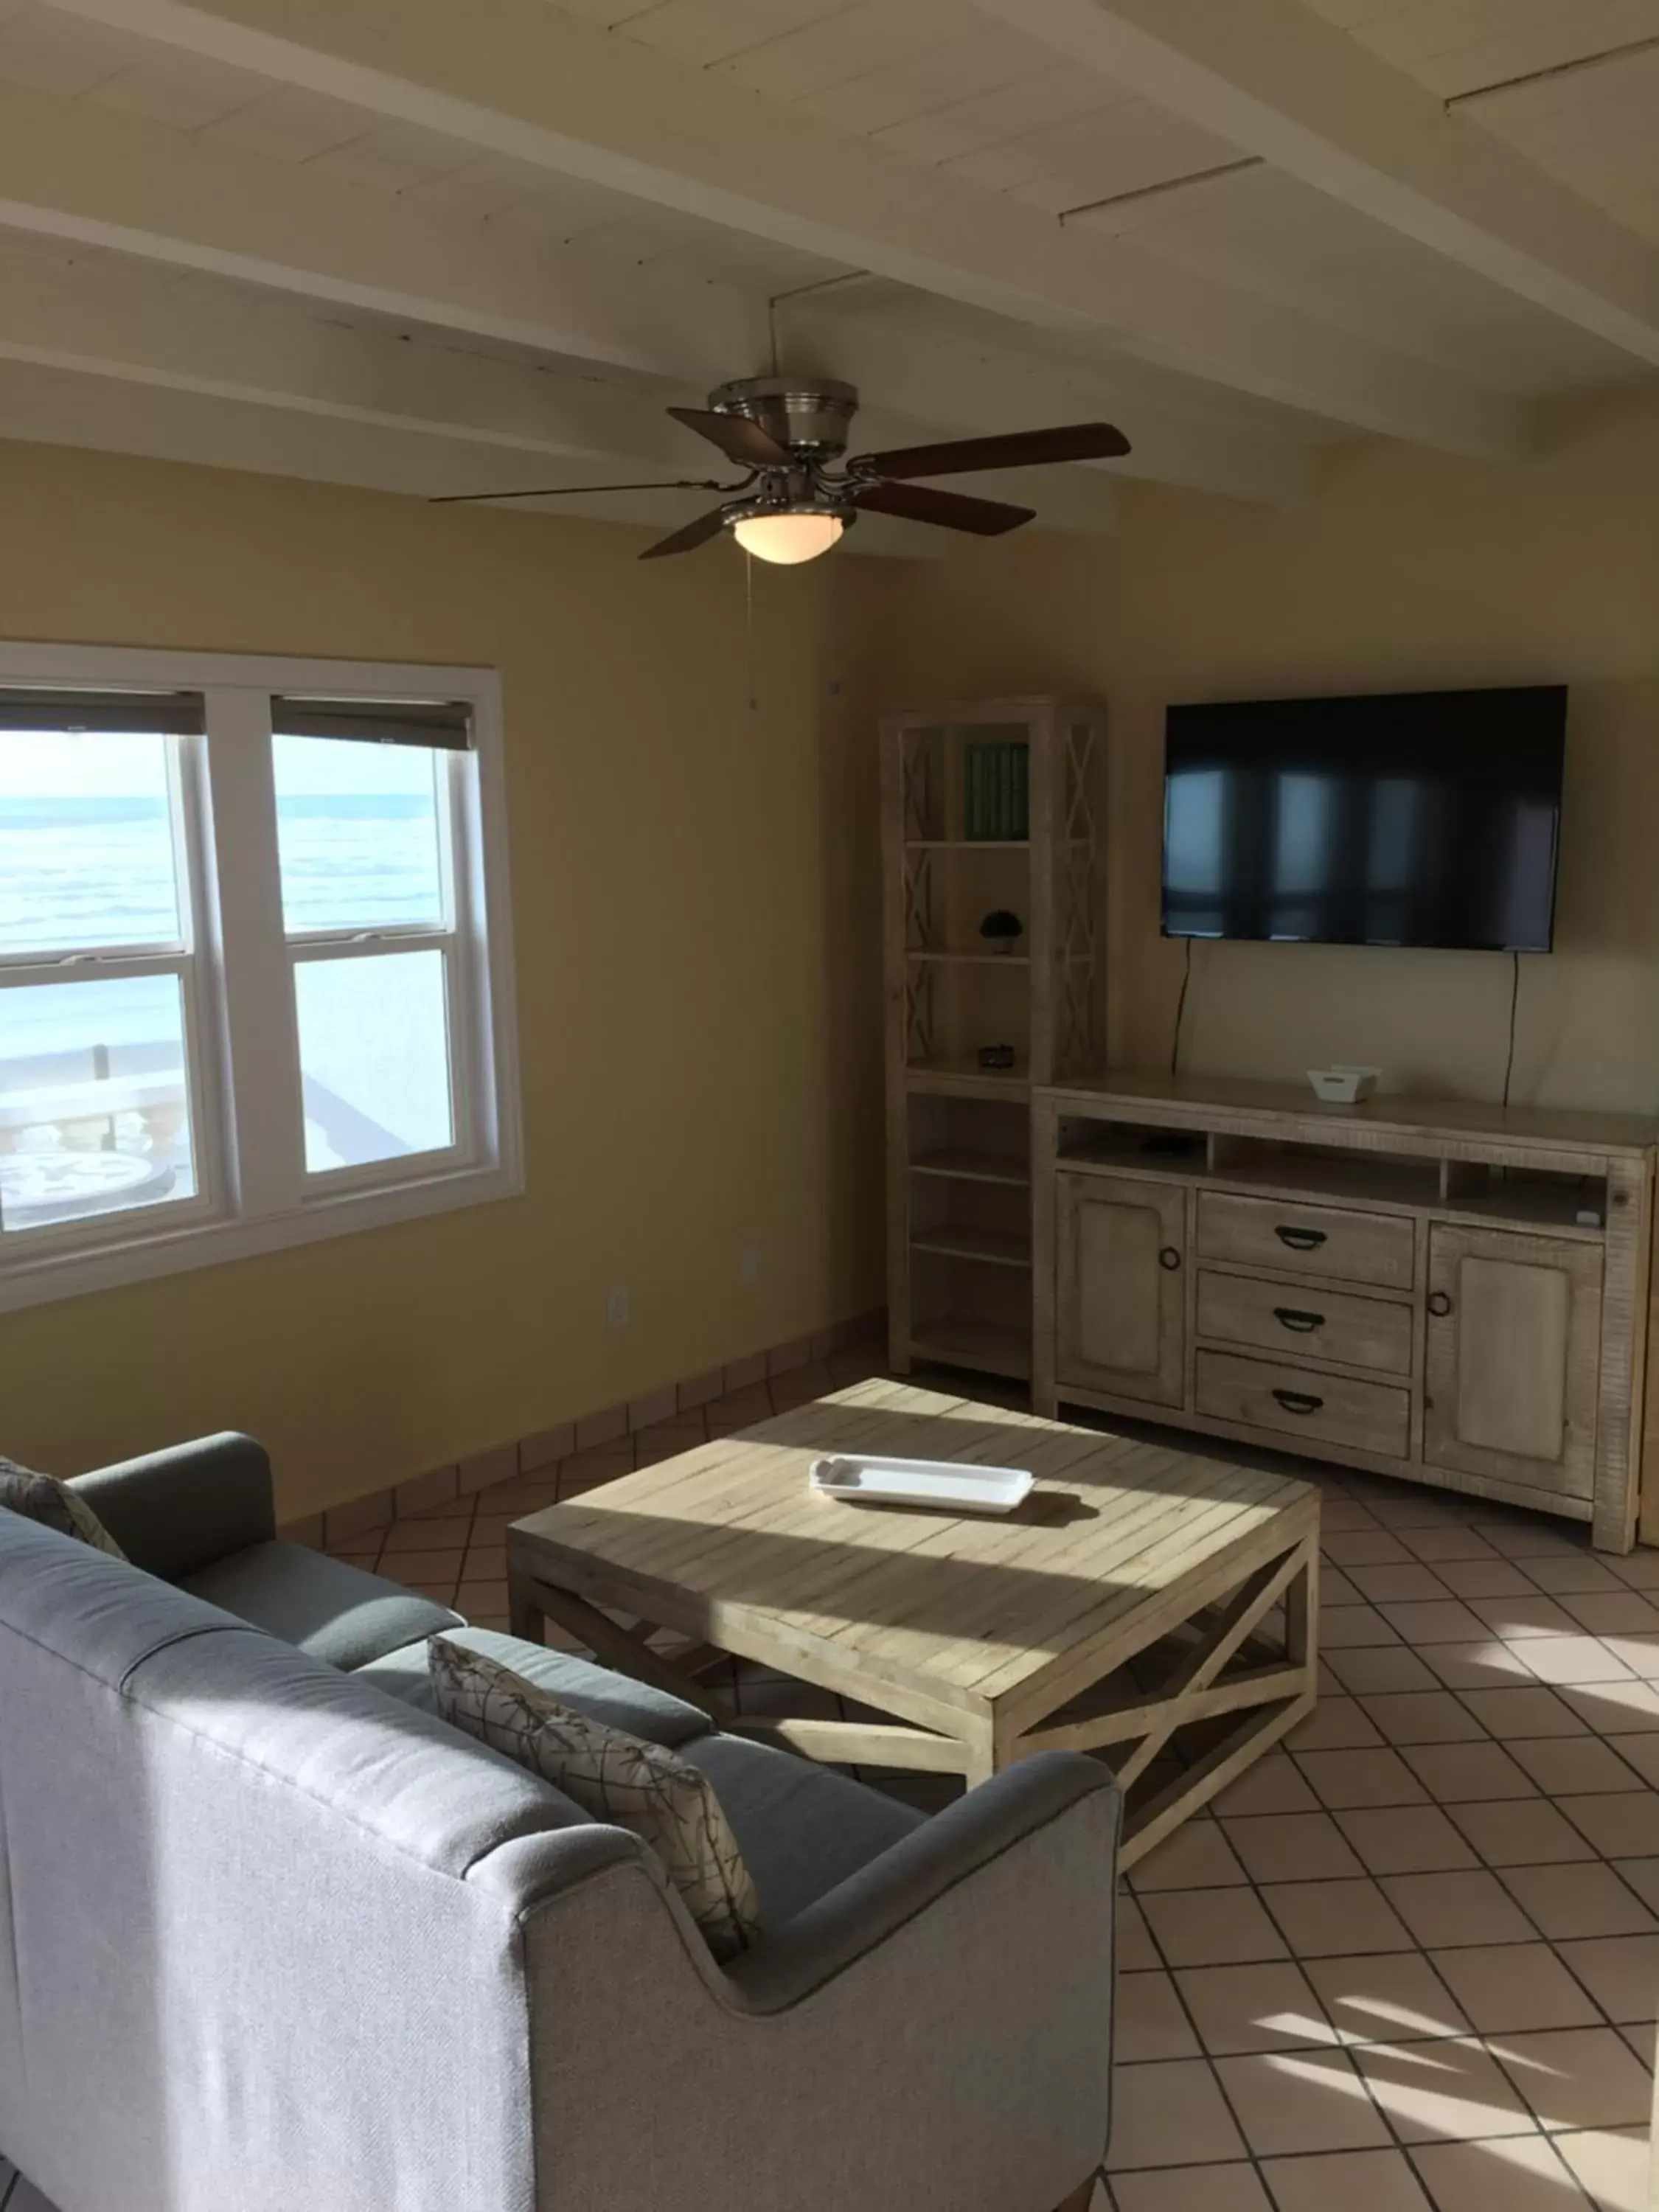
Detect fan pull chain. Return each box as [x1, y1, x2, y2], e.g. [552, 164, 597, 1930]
[745, 549, 757, 715]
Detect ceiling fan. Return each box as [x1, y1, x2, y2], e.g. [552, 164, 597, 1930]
[432, 376, 1131, 563]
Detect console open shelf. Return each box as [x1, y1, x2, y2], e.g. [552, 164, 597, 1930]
[1057, 1121, 1611, 1237]
[908, 950, 1034, 967]
[911, 1148, 1032, 1189]
[911, 1225, 1032, 1270]
[908, 1316, 1033, 1382]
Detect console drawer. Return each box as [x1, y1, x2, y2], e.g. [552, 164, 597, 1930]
[1197, 1269, 1414, 1377]
[1196, 1349, 1411, 1458]
[1197, 1191, 1414, 1290]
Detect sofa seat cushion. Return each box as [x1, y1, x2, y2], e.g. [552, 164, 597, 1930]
[181, 1541, 461, 1671]
[359, 1626, 714, 1748]
[681, 1733, 925, 1927]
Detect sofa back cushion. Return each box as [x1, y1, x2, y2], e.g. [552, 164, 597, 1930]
[0, 1513, 630, 2212]
[431, 1635, 762, 1962]
[67, 1433, 275, 1581]
[0, 1455, 125, 1557]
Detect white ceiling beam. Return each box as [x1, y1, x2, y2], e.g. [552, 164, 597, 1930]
[785, 292, 1316, 505]
[40, 0, 1531, 456]
[0, 354, 949, 557]
[0, 78, 766, 385]
[0, 355, 710, 529]
[0, 88, 1290, 510]
[0, 248, 1122, 538]
[0, 247, 1121, 532]
[0, 251, 711, 478]
[969, 0, 1659, 369]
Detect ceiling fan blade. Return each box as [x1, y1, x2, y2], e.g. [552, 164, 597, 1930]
[431, 476, 728, 506]
[853, 422, 1131, 481]
[854, 479, 1034, 536]
[667, 405, 793, 471]
[639, 506, 730, 561]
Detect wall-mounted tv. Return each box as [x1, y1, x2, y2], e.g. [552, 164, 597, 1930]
[1161, 685, 1567, 953]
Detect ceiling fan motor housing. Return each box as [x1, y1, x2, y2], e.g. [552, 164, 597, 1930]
[709, 375, 859, 463]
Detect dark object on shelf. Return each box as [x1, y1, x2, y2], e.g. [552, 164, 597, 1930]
[1138, 1133, 1204, 1157]
[977, 1044, 1018, 1071]
[980, 908, 1025, 953]
[964, 741, 1030, 840]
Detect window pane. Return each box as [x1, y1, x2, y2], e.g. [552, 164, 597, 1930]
[0, 731, 181, 954]
[295, 950, 453, 1172]
[274, 735, 445, 934]
[0, 976, 195, 1231]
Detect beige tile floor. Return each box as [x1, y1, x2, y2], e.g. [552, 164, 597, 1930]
[1100, 1455, 1659, 2212]
[10, 1357, 1659, 2212]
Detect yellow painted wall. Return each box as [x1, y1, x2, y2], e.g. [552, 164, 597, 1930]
[873, 390, 1659, 1121]
[0, 441, 887, 1515]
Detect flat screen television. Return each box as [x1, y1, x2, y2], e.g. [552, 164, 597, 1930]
[1161, 685, 1566, 952]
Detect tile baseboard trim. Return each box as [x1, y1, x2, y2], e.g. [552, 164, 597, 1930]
[303, 1310, 884, 1548]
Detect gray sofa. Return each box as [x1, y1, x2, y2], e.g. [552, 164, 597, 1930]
[0, 1434, 1121, 2212]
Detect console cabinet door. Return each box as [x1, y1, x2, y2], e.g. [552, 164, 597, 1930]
[1423, 1225, 1602, 1501]
[1056, 1172, 1186, 1407]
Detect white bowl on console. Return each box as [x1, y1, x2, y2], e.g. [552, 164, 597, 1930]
[1307, 1065, 1380, 1105]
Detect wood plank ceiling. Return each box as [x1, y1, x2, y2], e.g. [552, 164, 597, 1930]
[0, 0, 1652, 544]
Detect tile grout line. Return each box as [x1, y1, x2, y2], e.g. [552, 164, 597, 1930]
[1119, 1460, 1659, 2203]
[1110, 1461, 1650, 2203]
[1122, 1688, 1481, 2199]
[1267, 1686, 1659, 2032]
[1273, 1691, 1659, 1944]
[1141, 1823, 1619, 2203]
[1122, 1808, 1603, 2208]
[1121, 1848, 1493, 2208]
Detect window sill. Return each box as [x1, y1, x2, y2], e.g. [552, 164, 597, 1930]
[0, 1160, 525, 1313]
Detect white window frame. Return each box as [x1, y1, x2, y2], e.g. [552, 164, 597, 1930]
[0, 644, 521, 1312]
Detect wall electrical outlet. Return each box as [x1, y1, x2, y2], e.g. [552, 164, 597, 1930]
[605, 1284, 630, 1327]
[740, 1245, 762, 1287]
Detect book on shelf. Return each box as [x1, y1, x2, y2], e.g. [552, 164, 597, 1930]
[962, 740, 1031, 841]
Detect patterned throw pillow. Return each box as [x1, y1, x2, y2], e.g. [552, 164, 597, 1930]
[428, 1635, 760, 1963]
[0, 1456, 126, 1559]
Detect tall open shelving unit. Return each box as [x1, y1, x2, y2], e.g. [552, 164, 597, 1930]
[882, 695, 1107, 1383]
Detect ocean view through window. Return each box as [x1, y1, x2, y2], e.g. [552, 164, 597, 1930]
[274, 731, 457, 1174]
[0, 648, 518, 1309]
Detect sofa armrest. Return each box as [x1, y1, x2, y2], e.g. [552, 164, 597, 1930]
[727, 1750, 1121, 2013]
[516, 1750, 1121, 2212]
[69, 1433, 276, 1582]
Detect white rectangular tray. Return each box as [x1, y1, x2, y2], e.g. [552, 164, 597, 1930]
[808, 1453, 1033, 1515]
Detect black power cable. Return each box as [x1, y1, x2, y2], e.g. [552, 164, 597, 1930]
[1170, 937, 1194, 1076]
[1501, 950, 1520, 1107]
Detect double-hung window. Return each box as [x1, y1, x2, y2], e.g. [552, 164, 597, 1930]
[0, 648, 518, 1310]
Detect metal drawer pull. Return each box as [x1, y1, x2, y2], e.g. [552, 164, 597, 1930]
[1275, 1225, 1328, 1251]
[1427, 1290, 1453, 1318]
[1273, 1307, 1325, 1333]
[1158, 1246, 1182, 1272]
[1271, 1388, 1324, 1416]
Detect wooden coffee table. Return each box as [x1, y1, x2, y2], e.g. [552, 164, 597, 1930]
[507, 1380, 1321, 1863]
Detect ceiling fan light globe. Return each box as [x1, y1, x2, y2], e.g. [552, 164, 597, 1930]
[731, 512, 845, 565]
